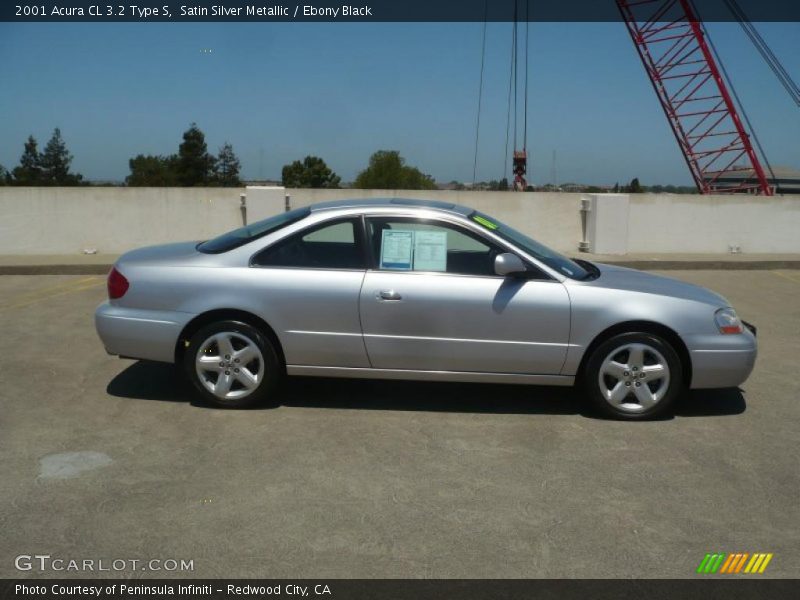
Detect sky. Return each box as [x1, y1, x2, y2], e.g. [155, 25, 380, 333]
[0, 21, 798, 185]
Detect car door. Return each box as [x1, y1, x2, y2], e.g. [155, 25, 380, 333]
[359, 215, 571, 374]
[250, 216, 370, 368]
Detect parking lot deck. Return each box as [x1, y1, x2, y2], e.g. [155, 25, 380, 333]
[1, 271, 798, 578]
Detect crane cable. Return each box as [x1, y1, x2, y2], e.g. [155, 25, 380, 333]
[504, 7, 517, 184]
[512, 1, 519, 153]
[471, 0, 489, 186]
[523, 0, 529, 152]
[505, 0, 530, 182]
[724, 0, 800, 107]
[689, 0, 777, 187]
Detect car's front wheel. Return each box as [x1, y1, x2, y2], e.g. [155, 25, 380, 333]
[183, 320, 281, 408]
[584, 332, 683, 420]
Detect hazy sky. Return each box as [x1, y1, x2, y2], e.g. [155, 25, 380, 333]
[0, 21, 798, 185]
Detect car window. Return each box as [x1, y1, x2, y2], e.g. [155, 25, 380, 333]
[301, 221, 354, 244]
[367, 217, 501, 276]
[469, 211, 590, 280]
[253, 218, 365, 270]
[198, 207, 310, 254]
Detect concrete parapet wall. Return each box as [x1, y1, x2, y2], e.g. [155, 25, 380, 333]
[0, 187, 244, 255]
[626, 193, 800, 254]
[0, 186, 797, 256]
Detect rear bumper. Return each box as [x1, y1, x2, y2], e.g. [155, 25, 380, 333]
[688, 328, 757, 389]
[95, 302, 194, 363]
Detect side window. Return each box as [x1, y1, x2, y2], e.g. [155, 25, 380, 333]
[367, 218, 501, 276]
[253, 218, 365, 269]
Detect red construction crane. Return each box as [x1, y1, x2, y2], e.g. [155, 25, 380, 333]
[476, 0, 792, 194]
[616, 0, 773, 195]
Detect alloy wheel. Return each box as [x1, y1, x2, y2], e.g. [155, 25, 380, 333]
[597, 342, 670, 413]
[194, 331, 264, 401]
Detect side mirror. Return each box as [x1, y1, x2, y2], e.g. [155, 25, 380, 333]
[494, 253, 527, 277]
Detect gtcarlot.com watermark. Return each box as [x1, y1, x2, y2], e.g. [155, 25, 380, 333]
[15, 554, 194, 572]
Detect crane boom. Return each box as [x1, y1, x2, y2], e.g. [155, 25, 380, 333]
[616, 0, 773, 195]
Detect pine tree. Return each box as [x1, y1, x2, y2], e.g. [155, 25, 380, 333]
[176, 123, 216, 186]
[39, 128, 83, 185]
[12, 136, 43, 185]
[213, 142, 242, 187]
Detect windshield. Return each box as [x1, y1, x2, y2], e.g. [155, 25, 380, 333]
[197, 207, 311, 254]
[469, 211, 590, 280]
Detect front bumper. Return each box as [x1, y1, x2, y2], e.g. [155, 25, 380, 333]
[687, 327, 757, 389]
[95, 302, 194, 363]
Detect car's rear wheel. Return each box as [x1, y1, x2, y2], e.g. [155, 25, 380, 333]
[584, 332, 683, 420]
[183, 320, 281, 408]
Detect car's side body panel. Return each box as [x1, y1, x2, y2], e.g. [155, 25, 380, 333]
[359, 271, 571, 374]
[243, 267, 369, 368]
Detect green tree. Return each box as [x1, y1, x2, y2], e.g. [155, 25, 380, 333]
[175, 123, 216, 186]
[212, 142, 242, 187]
[126, 154, 179, 186]
[12, 135, 43, 185]
[0, 164, 9, 186]
[627, 177, 643, 193]
[39, 128, 83, 185]
[282, 155, 341, 188]
[354, 150, 436, 190]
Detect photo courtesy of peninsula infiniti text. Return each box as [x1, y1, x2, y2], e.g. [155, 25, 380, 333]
[95, 198, 757, 420]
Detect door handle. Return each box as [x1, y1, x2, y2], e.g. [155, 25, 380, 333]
[378, 290, 402, 301]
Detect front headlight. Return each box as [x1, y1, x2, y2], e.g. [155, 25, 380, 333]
[715, 307, 743, 334]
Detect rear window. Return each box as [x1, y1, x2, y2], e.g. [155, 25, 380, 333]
[197, 207, 311, 254]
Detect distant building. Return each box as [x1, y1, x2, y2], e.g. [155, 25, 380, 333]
[704, 166, 800, 194]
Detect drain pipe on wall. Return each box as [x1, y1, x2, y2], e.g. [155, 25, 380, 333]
[579, 196, 591, 252]
[240, 193, 247, 226]
[285, 192, 291, 212]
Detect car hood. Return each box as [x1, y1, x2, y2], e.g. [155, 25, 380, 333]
[583, 263, 730, 307]
[117, 241, 202, 266]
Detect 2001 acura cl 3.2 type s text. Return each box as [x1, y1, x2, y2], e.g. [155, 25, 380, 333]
[95, 198, 756, 420]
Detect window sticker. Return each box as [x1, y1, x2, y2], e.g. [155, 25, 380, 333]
[380, 230, 414, 270]
[413, 230, 447, 272]
[472, 214, 498, 230]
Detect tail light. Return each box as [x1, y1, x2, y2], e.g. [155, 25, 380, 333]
[107, 267, 129, 299]
[715, 307, 743, 334]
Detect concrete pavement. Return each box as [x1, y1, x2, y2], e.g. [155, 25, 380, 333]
[0, 271, 798, 578]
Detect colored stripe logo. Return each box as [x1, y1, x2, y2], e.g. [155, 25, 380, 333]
[697, 552, 773, 574]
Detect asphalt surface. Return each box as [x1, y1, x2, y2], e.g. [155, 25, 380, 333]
[0, 271, 798, 579]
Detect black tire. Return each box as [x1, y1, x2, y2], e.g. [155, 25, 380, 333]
[583, 332, 683, 420]
[183, 320, 281, 409]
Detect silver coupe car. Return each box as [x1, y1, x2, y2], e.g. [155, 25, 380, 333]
[95, 198, 756, 419]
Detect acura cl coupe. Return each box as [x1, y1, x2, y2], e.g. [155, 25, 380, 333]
[95, 198, 756, 419]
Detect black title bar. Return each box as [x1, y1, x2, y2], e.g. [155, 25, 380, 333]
[2, 579, 800, 600]
[3, 0, 800, 22]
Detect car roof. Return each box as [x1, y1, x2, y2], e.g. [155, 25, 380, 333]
[308, 197, 474, 216]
